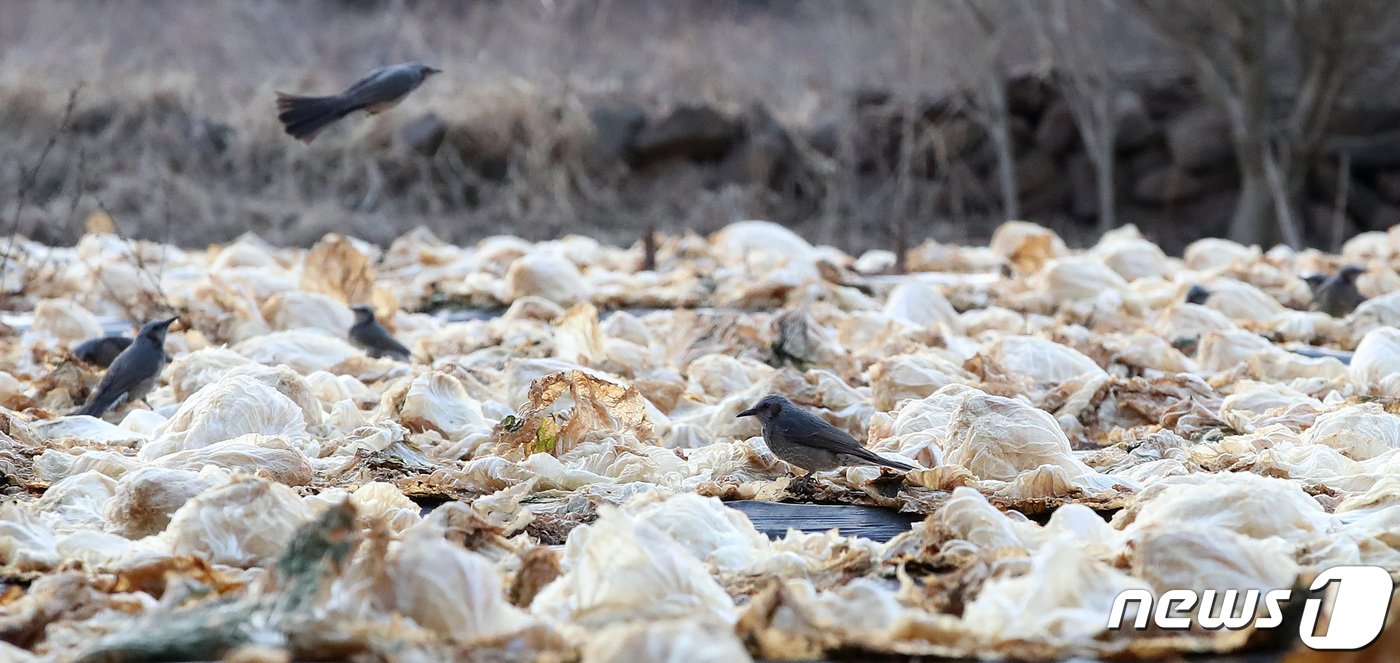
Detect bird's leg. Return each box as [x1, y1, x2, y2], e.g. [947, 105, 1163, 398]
[793, 471, 818, 492]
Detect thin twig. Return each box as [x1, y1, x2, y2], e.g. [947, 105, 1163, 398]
[1331, 153, 1350, 253]
[95, 198, 174, 318]
[22, 148, 88, 295]
[1, 85, 82, 296]
[641, 225, 657, 272]
[1261, 145, 1302, 250]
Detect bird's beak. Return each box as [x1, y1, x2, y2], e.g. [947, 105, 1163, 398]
[736, 407, 758, 419]
[425, 66, 442, 75]
[158, 316, 179, 328]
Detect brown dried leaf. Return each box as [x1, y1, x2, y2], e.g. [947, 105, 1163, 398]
[111, 556, 244, 599]
[492, 371, 657, 458]
[299, 234, 397, 313]
[84, 211, 116, 235]
[735, 579, 834, 660]
[509, 547, 561, 608]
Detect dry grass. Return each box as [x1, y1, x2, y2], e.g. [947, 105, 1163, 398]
[0, 0, 1108, 253]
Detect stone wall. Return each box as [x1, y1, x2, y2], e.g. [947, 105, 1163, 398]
[398, 71, 1400, 254]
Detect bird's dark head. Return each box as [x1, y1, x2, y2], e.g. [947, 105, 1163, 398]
[351, 305, 376, 324]
[1339, 264, 1366, 283]
[140, 317, 178, 344]
[737, 394, 791, 422]
[411, 62, 442, 78]
[1184, 284, 1211, 305]
[1301, 273, 1328, 290]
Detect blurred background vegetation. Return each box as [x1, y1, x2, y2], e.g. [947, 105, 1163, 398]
[3, 0, 1400, 257]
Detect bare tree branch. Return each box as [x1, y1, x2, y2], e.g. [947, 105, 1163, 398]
[2, 85, 81, 297]
[1027, 0, 1123, 234]
[1131, 0, 1400, 248]
[1331, 153, 1351, 253]
[947, 0, 1019, 221]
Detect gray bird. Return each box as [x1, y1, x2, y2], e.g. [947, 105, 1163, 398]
[1184, 284, 1211, 306]
[737, 394, 915, 478]
[72, 335, 133, 368]
[349, 305, 412, 361]
[1311, 265, 1368, 317]
[74, 317, 177, 418]
[276, 61, 441, 143]
[1301, 272, 1328, 297]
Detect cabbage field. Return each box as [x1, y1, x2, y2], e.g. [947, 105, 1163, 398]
[1, 219, 1398, 660]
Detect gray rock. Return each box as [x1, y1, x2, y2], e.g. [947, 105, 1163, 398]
[1006, 72, 1053, 119]
[1035, 102, 1077, 156]
[807, 117, 842, 158]
[1021, 174, 1071, 217]
[398, 112, 447, 156]
[628, 105, 741, 167]
[1326, 130, 1400, 169]
[932, 116, 987, 163]
[444, 126, 509, 181]
[1067, 152, 1098, 219]
[1327, 104, 1400, 135]
[716, 104, 796, 188]
[1127, 147, 1171, 180]
[190, 116, 235, 154]
[1009, 115, 1036, 149]
[1375, 170, 1400, 203]
[1314, 160, 1390, 228]
[1015, 151, 1058, 196]
[1368, 204, 1400, 232]
[70, 102, 120, 135]
[1122, 191, 1238, 254]
[588, 104, 647, 162]
[1134, 166, 1207, 204]
[1166, 108, 1233, 171]
[1114, 91, 1159, 153]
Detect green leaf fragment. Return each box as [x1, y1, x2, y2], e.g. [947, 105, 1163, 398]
[532, 417, 558, 454]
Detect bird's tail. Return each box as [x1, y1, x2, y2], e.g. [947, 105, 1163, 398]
[275, 93, 351, 143]
[874, 455, 916, 472]
[73, 397, 107, 418]
[855, 448, 916, 472]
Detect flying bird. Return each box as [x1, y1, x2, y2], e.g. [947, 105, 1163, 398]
[276, 61, 441, 143]
[73, 317, 177, 418]
[349, 305, 413, 362]
[1311, 265, 1368, 318]
[737, 394, 915, 478]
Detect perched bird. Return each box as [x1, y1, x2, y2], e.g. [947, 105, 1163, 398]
[74, 317, 177, 418]
[1311, 265, 1368, 317]
[276, 61, 441, 143]
[349, 305, 412, 361]
[71, 335, 133, 368]
[737, 394, 915, 476]
[1286, 345, 1354, 365]
[1184, 284, 1211, 306]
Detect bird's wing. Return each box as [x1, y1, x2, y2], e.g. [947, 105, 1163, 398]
[87, 347, 150, 404]
[338, 66, 417, 110]
[337, 65, 392, 96]
[379, 335, 413, 358]
[354, 323, 412, 357]
[780, 415, 865, 455]
[780, 413, 913, 469]
[72, 338, 102, 362]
